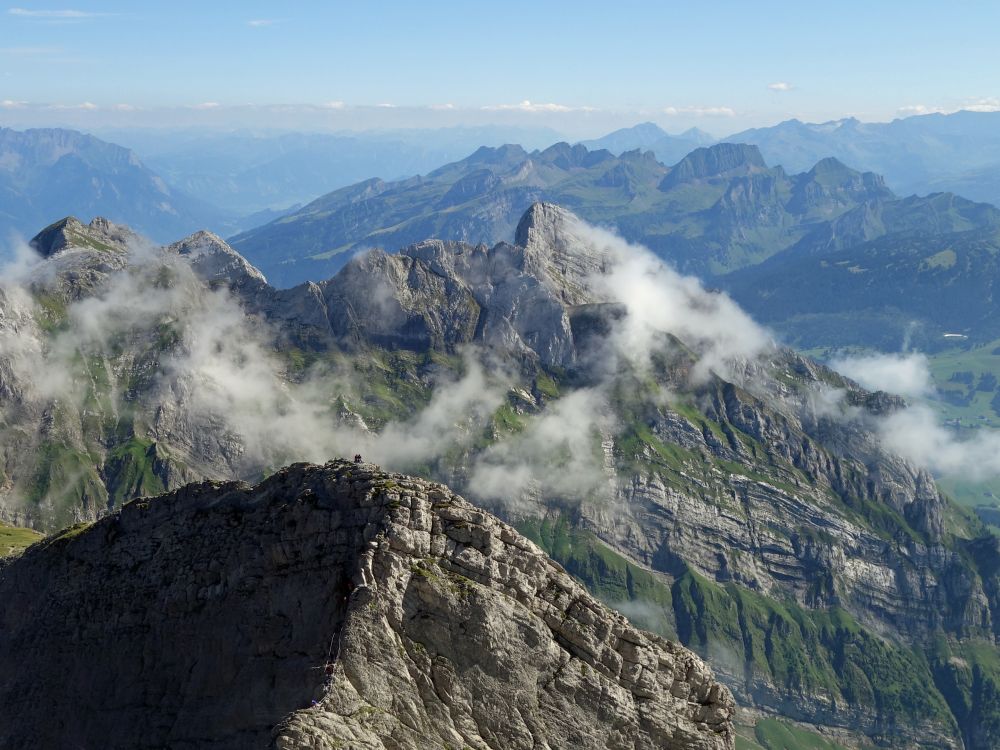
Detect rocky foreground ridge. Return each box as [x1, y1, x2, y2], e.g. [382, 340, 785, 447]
[0, 460, 734, 750]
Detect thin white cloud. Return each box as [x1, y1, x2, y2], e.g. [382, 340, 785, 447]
[879, 405, 1000, 482]
[46, 101, 98, 110]
[320, 100, 345, 109]
[897, 97, 1000, 118]
[8, 7, 112, 18]
[896, 104, 946, 117]
[187, 101, 221, 110]
[247, 19, 276, 27]
[662, 105, 736, 117]
[830, 352, 933, 399]
[0, 99, 26, 108]
[485, 100, 570, 113]
[965, 97, 1000, 113]
[481, 99, 595, 113]
[428, 103, 455, 110]
[767, 81, 793, 92]
[375, 102, 396, 108]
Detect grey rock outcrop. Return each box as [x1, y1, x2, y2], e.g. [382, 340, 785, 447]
[0, 460, 735, 750]
[267, 202, 609, 365]
[168, 229, 269, 291]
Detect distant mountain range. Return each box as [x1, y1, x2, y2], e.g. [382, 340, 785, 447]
[0, 127, 226, 243]
[593, 111, 1000, 210]
[229, 139, 1000, 351]
[228, 141, 895, 286]
[7, 109, 1000, 252]
[102, 125, 565, 216]
[9, 114, 1000, 354]
[0, 125, 565, 247]
[578, 122, 715, 164]
[727, 111, 1000, 207]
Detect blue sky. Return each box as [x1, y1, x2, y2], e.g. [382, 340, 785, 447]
[1, 0, 999, 136]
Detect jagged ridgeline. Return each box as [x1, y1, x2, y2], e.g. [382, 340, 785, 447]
[2, 204, 1000, 748]
[229, 141, 1000, 351]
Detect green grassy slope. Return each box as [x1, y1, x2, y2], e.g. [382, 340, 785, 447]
[0, 523, 43, 557]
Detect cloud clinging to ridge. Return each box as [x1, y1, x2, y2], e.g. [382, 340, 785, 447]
[830, 352, 934, 400]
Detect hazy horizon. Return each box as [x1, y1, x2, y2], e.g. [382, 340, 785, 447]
[3, 103, 1000, 144]
[2, 0, 998, 137]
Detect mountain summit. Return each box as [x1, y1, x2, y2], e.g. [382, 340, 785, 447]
[659, 143, 768, 188]
[229, 140, 907, 287]
[0, 460, 735, 749]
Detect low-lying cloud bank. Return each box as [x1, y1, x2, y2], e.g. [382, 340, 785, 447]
[568, 217, 773, 379]
[879, 405, 1000, 482]
[830, 352, 934, 399]
[0, 214, 779, 510]
[6, 212, 1000, 513]
[830, 351, 1000, 484]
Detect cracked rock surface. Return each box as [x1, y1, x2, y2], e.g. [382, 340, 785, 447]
[0, 460, 734, 750]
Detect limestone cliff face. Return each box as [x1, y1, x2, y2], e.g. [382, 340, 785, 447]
[0, 460, 735, 750]
[308, 203, 608, 365]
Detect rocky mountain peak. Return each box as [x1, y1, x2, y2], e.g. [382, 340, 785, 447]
[514, 202, 610, 305]
[28, 216, 85, 257]
[678, 126, 717, 144]
[805, 156, 888, 191]
[0, 460, 735, 749]
[168, 229, 268, 288]
[514, 201, 577, 248]
[465, 143, 531, 167]
[536, 142, 615, 170]
[808, 156, 854, 175]
[29, 215, 135, 258]
[632, 121, 671, 139]
[660, 143, 768, 190]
